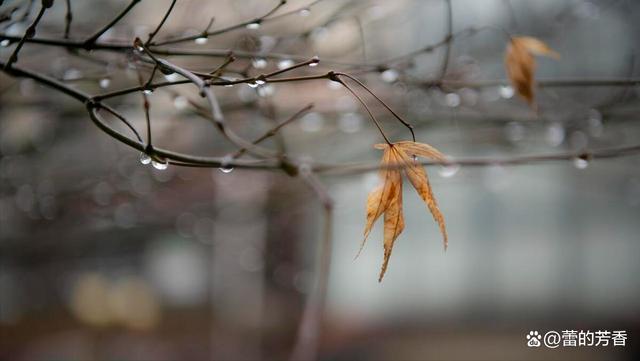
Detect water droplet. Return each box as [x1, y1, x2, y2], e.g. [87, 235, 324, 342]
[255, 79, 266, 85]
[152, 159, 168, 170]
[277, 59, 295, 69]
[194, 36, 208, 45]
[504, 121, 525, 142]
[458, 87, 478, 106]
[337, 113, 363, 133]
[259, 35, 276, 53]
[164, 73, 180, 82]
[300, 112, 324, 132]
[546, 122, 565, 147]
[63, 68, 82, 81]
[299, 8, 311, 17]
[218, 156, 234, 173]
[573, 157, 589, 169]
[139, 152, 152, 165]
[380, 69, 399, 83]
[499, 85, 514, 99]
[246, 22, 261, 30]
[438, 163, 460, 178]
[173, 96, 188, 110]
[252, 58, 267, 69]
[569, 130, 588, 151]
[257, 84, 275, 97]
[308, 56, 319, 67]
[327, 80, 342, 90]
[143, 89, 153, 95]
[136, 45, 144, 52]
[99, 78, 111, 89]
[587, 109, 603, 137]
[445, 93, 461, 107]
[0, 39, 10, 47]
[247, 82, 259, 88]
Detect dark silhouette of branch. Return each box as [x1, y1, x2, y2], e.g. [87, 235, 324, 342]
[3, 0, 52, 70]
[145, 0, 176, 46]
[83, 0, 141, 49]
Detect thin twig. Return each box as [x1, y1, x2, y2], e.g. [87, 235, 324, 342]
[232, 104, 313, 159]
[3, 0, 51, 70]
[145, 0, 176, 46]
[83, 0, 140, 48]
[290, 169, 334, 361]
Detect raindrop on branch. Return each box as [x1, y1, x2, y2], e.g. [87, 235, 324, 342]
[380, 69, 399, 83]
[573, 157, 589, 169]
[252, 58, 268, 69]
[99, 78, 111, 89]
[499, 85, 514, 99]
[439, 163, 460, 178]
[173, 96, 188, 110]
[257, 84, 275, 97]
[246, 22, 261, 30]
[152, 159, 168, 170]
[299, 8, 311, 17]
[277, 59, 295, 69]
[445, 93, 461, 108]
[139, 152, 152, 165]
[194, 36, 208, 45]
[218, 155, 234, 174]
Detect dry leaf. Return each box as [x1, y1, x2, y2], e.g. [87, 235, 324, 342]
[360, 141, 448, 281]
[505, 36, 559, 108]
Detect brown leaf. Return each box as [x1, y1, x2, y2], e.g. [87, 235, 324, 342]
[394, 143, 448, 251]
[361, 141, 447, 282]
[358, 147, 401, 257]
[505, 36, 559, 108]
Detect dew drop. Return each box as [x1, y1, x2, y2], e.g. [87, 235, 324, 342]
[218, 156, 234, 173]
[143, 89, 153, 95]
[380, 69, 399, 83]
[308, 56, 319, 67]
[164, 73, 180, 82]
[277, 59, 294, 70]
[504, 121, 525, 142]
[300, 112, 324, 132]
[499, 85, 514, 99]
[152, 159, 168, 170]
[587, 109, 603, 137]
[257, 84, 275, 97]
[246, 22, 261, 30]
[445, 93, 461, 107]
[136, 45, 144, 52]
[139, 152, 152, 165]
[337, 112, 363, 133]
[99, 78, 111, 89]
[439, 163, 460, 178]
[252, 58, 267, 69]
[173, 95, 188, 110]
[247, 82, 259, 88]
[546, 122, 565, 147]
[194, 36, 208, 45]
[573, 157, 589, 169]
[299, 8, 311, 17]
[327, 80, 342, 90]
[0, 39, 10, 47]
[255, 79, 266, 85]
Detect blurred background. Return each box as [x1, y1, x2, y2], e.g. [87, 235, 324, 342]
[1, 0, 640, 360]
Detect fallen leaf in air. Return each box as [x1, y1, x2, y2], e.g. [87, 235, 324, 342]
[359, 141, 448, 282]
[504, 36, 559, 108]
